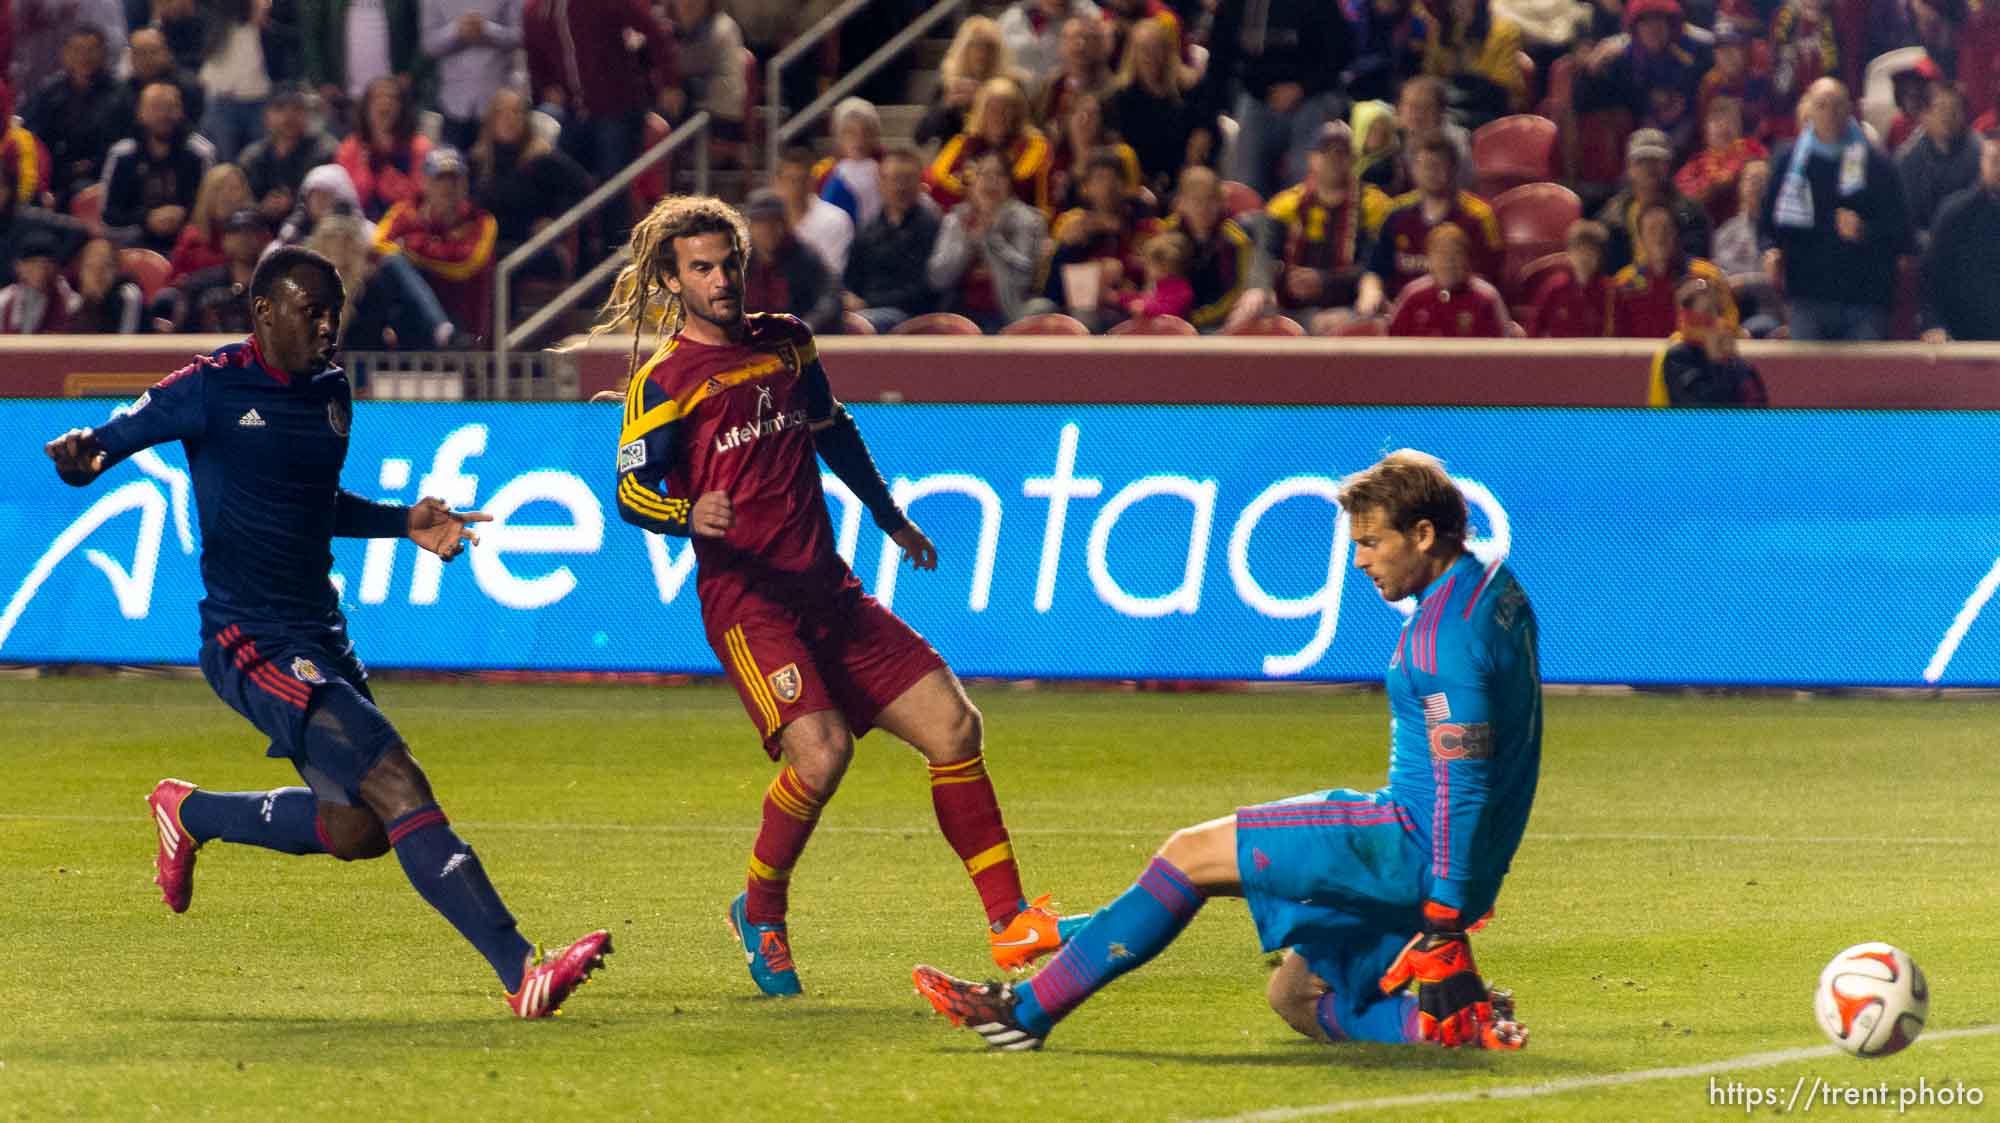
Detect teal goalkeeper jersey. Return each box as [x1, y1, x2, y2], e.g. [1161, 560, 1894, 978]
[1384, 551, 1543, 918]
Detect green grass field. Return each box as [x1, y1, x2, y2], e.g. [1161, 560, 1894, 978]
[3, 676, 1997, 1121]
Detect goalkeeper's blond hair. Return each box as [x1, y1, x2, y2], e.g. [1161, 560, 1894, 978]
[595, 194, 752, 374]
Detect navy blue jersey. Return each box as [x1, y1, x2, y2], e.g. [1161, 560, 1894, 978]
[90, 338, 407, 638]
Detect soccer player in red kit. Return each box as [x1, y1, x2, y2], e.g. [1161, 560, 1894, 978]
[603, 197, 1073, 996]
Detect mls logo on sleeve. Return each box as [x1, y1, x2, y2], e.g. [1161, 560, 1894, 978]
[767, 663, 802, 704]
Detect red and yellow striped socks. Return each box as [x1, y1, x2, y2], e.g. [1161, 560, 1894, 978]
[745, 766, 826, 925]
[928, 753, 1026, 926]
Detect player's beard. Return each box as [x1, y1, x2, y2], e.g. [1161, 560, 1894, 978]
[685, 288, 744, 330]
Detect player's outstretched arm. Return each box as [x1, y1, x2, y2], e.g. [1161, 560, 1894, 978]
[46, 428, 109, 487]
[404, 496, 492, 561]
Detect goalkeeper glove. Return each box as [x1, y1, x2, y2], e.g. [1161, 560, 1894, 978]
[1379, 900, 1516, 1048]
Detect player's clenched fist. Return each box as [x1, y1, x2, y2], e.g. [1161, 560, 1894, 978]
[46, 428, 108, 487]
[692, 491, 735, 537]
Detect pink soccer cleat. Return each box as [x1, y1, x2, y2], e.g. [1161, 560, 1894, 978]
[507, 929, 614, 1018]
[146, 778, 200, 913]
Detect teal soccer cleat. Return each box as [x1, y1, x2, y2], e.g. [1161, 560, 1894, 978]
[727, 892, 802, 996]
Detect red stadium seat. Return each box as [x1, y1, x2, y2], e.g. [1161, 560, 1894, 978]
[890, 312, 984, 335]
[1493, 182, 1581, 287]
[1001, 312, 1091, 335]
[118, 248, 173, 301]
[841, 310, 877, 335]
[1108, 314, 1196, 335]
[1471, 115, 1559, 198]
[1219, 179, 1262, 217]
[69, 182, 104, 225]
[1510, 250, 1572, 313]
[1223, 315, 1306, 336]
[1332, 316, 1387, 337]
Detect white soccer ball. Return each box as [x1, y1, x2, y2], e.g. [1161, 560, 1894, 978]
[1815, 942, 1928, 1058]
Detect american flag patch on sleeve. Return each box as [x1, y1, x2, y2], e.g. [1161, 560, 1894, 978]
[1422, 693, 1451, 725]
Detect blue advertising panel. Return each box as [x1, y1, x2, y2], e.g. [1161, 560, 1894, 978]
[2, 400, 1996, 686]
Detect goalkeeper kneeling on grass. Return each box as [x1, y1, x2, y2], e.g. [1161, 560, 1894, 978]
[914, 449, 1540, 1052]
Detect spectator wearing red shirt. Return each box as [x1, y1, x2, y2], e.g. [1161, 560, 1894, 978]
[1046, 148, 1158, 314]
[335, 77, 434, 220]
[169, 164, 254, 283]
[1527, 219, 1616, 337]
[372, 146, 498, 339]
[1612, 202, 1735, 337]
[1675, 96, 1767, 227]
[1386, 224, 1513, 337]
[523, 0, 676, 212]
[1358, 133, 1502, 316]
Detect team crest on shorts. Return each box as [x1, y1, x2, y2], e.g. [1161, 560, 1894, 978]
[767, 663, 802, 704]
[326, 399, 351, 437]
[290, 656, 326, 684]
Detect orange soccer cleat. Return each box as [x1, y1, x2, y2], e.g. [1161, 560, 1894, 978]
[989, 894, 1073, 971]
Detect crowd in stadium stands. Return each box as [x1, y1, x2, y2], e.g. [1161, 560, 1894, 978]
[2, 0, 2000, 344]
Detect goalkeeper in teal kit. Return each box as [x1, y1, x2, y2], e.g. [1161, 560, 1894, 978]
[913, 449, 1540, 1052]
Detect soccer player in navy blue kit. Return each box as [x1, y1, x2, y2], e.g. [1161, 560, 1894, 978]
[43, 246, 611, 1018]
[914, 449, 1539, 1051]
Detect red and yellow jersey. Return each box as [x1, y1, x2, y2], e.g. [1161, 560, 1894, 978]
[1367, 191, 1504, 296]
[925, 129, 1054, 216]
[615, 313, 857, 609]
[1265, 179, 1393, 272]
[1610, 258, 1735, 339]
[1386, 276, 1514, 337]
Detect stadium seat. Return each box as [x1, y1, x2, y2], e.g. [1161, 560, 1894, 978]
[1510, 250, 1572, 313]
[1001, 312, 1090, 335]
[118, 248, 172, 301]
[891, 312, 984, 335]
[1471, 115, 1559, 198]
[1219, 180, 1262, 218]
[1108, 314, 1196, 335]
[1331, 316, 1387, 337]
[69, 182, 103, 225]
[1494, 182, 1581, 287]
[1223, 315, 1306, 336]
[841, 310, 878, 335]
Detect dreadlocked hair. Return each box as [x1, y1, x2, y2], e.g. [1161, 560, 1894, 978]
[594, 194, 751, 374]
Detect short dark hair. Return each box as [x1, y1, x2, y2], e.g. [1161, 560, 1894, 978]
[778, 145, 817, 172]
[251, 245, 345, 308]
[1338, 449, 1468, 549]
[882, 144, 925, 166]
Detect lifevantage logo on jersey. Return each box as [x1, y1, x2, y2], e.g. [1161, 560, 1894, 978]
[713, 408, 808, 454]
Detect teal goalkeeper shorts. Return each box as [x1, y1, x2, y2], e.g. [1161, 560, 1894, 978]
[1236, 788, 1430, 1006]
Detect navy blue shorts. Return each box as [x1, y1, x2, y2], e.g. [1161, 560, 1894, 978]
[199, 625, 402, 805]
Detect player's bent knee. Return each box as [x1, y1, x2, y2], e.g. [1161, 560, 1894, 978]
[1268, 953, 1333, 1042]
[1155, 816, 1241, 892]
[357, 745, 437, 822]
[317, 805, 391, 861]
[782, 721, 855, 794]
[920, 700, 983, 764]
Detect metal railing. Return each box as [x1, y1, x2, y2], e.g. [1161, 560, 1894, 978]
[769, 0, 966, 172]
[492, 111, 713, 377]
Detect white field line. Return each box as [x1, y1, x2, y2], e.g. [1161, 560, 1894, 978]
[1191, 1024, 2000, 1123]
[0, 814, 1987, 847]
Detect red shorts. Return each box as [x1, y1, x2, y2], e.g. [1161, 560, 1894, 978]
[706, 585, 946, 757]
